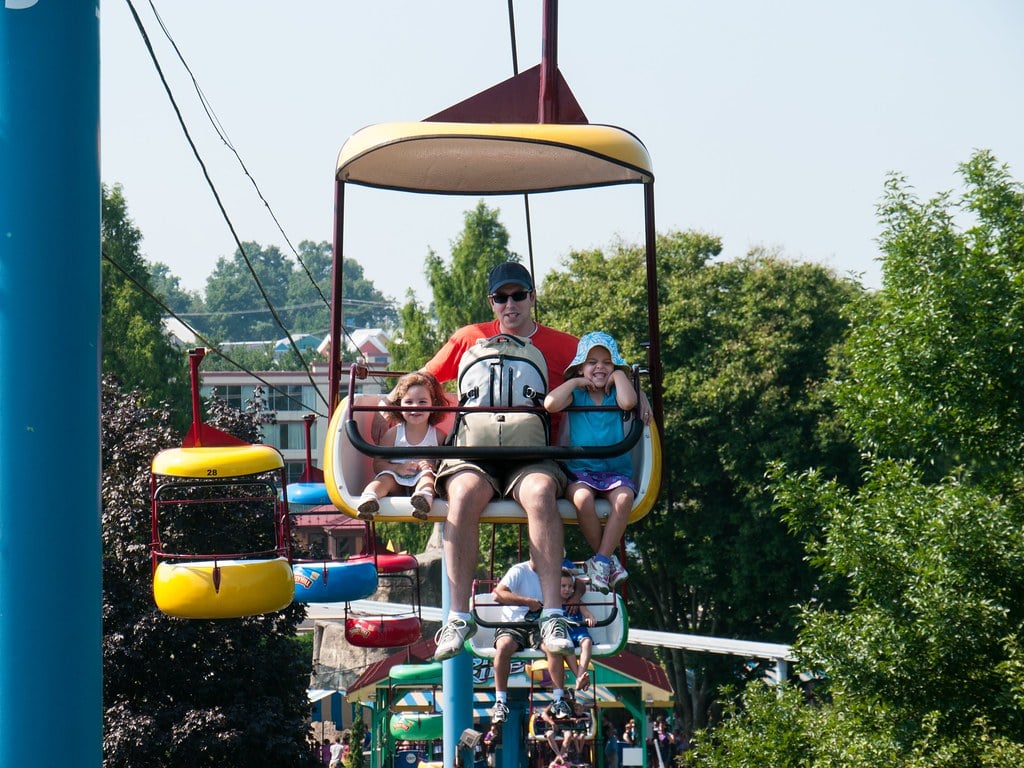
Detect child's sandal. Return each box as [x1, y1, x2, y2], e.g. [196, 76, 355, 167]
[409, 490, 433, 520]
[356, 492, 379, 521]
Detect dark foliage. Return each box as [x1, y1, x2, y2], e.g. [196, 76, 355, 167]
[101, 376, 317, 768]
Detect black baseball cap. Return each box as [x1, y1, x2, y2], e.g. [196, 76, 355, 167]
[487, 262, 534, 294]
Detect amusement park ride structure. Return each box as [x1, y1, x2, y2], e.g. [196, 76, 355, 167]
[146, 3, 794, 768]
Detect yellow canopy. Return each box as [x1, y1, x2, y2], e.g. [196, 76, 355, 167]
[336, 121, 653, 194]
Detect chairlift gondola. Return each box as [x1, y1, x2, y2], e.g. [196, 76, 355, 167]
[343, 524, 424, 648]
[467, 578, 628, 662]
[149, 348, 293, 619]
[386, 662, 446, 742]
[323, 120, 664, 523]
[287, 413, 331, 506]
[287, 413, 382, 604]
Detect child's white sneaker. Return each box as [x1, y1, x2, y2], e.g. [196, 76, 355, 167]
[609, 554, 629, 588]
[586, 557, 611, 594]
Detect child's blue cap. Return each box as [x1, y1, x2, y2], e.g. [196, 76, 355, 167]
[564, 331, 630, 378]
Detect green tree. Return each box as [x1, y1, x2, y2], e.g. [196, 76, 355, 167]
[695, 152, 1024, 767]
[149, 261, 203, 316]
[287, 241, 397, 335]
[426, 200, 517, 339]
[542, 232, 862, 734]
[343, 713, 367, 768]
[204, 241, 292, 341]
[101, 377, 318, 767]
[285, 239, 332, 335]
[389, 290, 443, 372]
[101, 183, 189, 417]
[834, 151, 1024, 480]
[202, 343, 280, 372]
[389, 201, 516, 371]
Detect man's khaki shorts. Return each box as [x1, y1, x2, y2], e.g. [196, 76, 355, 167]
[435, 458, 567, 499]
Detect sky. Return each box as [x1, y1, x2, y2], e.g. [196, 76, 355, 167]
[101, 1, 1024, 308]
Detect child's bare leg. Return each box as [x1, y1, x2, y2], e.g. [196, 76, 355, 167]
[562, 650, 581, 682]
[597, 487, 635, 557]
[363, 474, 399, 499]
[568, 482, 601, 553]
[577, 637, 593, 683]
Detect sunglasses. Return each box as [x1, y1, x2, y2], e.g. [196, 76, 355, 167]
[490, 289, 531, 304]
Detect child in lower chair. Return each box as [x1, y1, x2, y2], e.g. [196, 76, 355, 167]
[560, 568, 595, 692]
[357, 371, 448, 521]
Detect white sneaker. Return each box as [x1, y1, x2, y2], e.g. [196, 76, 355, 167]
[433, 617, 477, 661]
[550, 697, 573, 719]
[609, 554, 629, 587]
[491, 700, 510, 723]
[586, 557, 611, 594]
[540, 615, 574, 655]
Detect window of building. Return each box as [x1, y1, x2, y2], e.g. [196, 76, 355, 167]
[217, 384, 245, 411]
[265, 422, 306, 451]
[285, 461, 305, 484]
[269, 384, 305, 411]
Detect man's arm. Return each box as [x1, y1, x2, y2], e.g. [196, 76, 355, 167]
[493, 582, 543, 614]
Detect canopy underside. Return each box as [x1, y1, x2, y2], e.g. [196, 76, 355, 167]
[336, 122, 653, 194]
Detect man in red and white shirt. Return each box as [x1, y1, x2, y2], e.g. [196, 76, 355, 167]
[425, 262, 578, 665]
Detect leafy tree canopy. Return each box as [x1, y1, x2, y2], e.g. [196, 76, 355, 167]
[698, 152, 1024, 767]
[101, 183, 190, 420]
[101, 377, 318, 767]
[203, 241, 293, 342]
[288, 241, 397, 335]
[388, 290, 443, 374]
[835, 151, 1024, 481]
[390, 201, 517, 372]
[542, 230, 862, 732]
[149, 261, 203, 316]
[426, 200, 518, 339]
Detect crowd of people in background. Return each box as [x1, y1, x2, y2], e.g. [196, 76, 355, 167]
[612, 712, 690, 765]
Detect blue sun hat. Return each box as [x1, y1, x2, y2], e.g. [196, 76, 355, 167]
[564, 331, 630, 378]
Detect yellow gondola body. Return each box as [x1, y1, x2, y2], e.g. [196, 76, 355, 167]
[151, 440, 294, 619]
[152, 444, 284, 479]
[153, 557, 293, 619]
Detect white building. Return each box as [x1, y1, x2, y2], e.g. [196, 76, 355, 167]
[199, 328, 392, 483]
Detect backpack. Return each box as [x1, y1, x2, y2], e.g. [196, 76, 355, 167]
[450, 333, 550, 448]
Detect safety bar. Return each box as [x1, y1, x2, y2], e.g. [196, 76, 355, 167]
[469, 580, 620, 630]
[343, 364, 644, 461]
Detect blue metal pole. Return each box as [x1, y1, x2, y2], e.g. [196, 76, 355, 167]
[499, 696, 527, 768]
[0, 3, 101, 768]
[440, 524, 474, 768]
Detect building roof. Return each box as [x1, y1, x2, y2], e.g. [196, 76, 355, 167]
[316, 328, 391, 357]
[163, 317, 197, 347]
[347, 638, 438, 694]
[274, 333, 322, 352]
